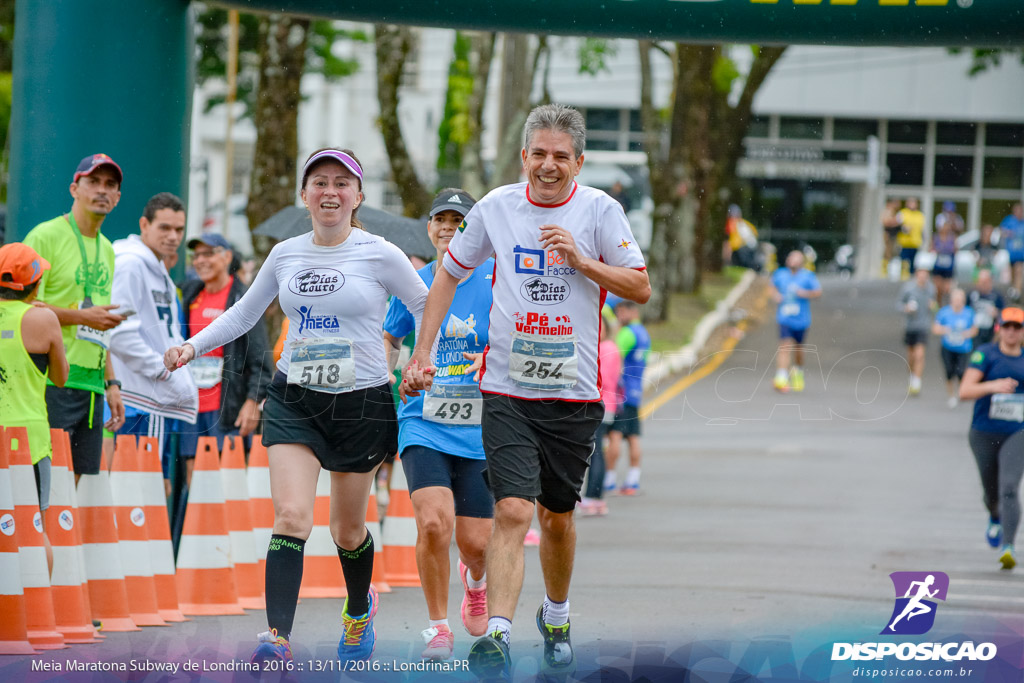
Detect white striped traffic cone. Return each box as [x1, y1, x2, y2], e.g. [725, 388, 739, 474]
[299, 468, 346, 598]
[0, 425, 37, 654]
[136, 436, 186, 622]
[221, 435, 263, 609]
[382, 454, 419, 587]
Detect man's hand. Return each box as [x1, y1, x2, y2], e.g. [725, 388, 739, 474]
[79, 304, 126, 331]
[105, 385, 125, 431]
[399, 351, 436, 403]
[463, 352, 484, 383]
[164, 343, 196, 372]
[539, 224, 582, 269]
[234, 398, 261, 437]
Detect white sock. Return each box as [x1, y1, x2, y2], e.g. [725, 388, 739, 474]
[466, 569, 485, 590]
[625, 467, 641, 487]
[603, 471, 617, 489]
[487, 617, 512, 645]
[429, 618, 449, 629]
[775, 369, 788, 381]
[542, 596, 570, 627]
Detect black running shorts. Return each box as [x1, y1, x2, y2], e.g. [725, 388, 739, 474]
[480, 393, 604, 513]
[45, 386, 103, 475]
[609, 403, 642, 438]
[262, 375, 395, 473]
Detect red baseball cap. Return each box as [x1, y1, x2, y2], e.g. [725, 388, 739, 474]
[73, 153, 123, 185]
[0, 243, 51, 291]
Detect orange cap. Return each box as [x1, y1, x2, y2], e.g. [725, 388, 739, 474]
[0, 243, 50, 291]
[999, 307, 1024, 326]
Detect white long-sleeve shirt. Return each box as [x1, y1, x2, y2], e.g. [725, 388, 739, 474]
[187, 230, 429, 393]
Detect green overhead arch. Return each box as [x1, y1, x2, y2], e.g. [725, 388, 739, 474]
[7, 0, 1022, 242]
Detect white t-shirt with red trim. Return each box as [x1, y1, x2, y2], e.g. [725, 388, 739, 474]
[443, 181, 646, 402]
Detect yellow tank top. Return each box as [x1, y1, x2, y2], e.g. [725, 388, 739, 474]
[0, 300, 52, 464]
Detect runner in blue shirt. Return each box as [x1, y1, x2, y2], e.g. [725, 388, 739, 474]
[999, 202, 1024, 301]
[770, 250, 822, 392]
[961, 307, 1024, 570]
[932, 288, 977, 409]
[382, 188, 494, 660]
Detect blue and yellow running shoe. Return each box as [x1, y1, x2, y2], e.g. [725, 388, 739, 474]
[251, 628, 292, 667]
[337, 585, 378, 663]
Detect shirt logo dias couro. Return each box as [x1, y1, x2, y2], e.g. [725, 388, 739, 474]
[288, 268, 345, 297]
[521, 277, 571, 305]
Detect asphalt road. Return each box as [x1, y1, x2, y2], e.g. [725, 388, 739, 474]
[4, 276, 1022, 682]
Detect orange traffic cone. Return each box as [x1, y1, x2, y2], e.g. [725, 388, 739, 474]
[221, 435, 263, 609]
[110, 435, 166, 626]
[246, 434, 272, 589]
[0, 426, 37, 654]
[299, 468, 346, 598]
[77, 450, 139, 632]
[136, 436, 186, 622]
[382, 454, 419, 587]
[175, 436, 244, 615]
[5, 426, 66, 649]
[45, 429, 98, 643]
[366, 479, 390, 594]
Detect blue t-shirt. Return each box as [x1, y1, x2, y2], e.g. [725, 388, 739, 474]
[1000, 214, 1024, 254]
[772, 268, 820, 330]
[617, 322, 650, 407]
[935, 306, 975, 353]
[383, 259, 493, 460]
[969, 343, 1024, 434]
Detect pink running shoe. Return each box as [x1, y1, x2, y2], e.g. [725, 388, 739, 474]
[421, 624, 455, 660]
[459, 561, 488, 636]
[524, 528, 541, 546]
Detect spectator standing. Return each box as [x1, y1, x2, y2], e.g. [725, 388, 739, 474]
[604, 299, 650, 495]
[999, 202, 1024, 300]
[22, 154, 127, 482]
[579, 307, 620, 516]
[882, 199, 903, 278]
[897, 197, 926, 278]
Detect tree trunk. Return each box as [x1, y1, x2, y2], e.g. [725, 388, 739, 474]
[245, 13, 309, 341]
[492, 35, 548, 188]
[374, 24, 432, 218]
[639, 41, 671, 321]
[460, 31, 496, 199]
[246, 14, 309, 264]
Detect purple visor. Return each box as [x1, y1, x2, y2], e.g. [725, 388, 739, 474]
[302, 149, 362, 181]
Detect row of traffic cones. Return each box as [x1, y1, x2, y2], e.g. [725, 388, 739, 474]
[0, 425, 424, 656]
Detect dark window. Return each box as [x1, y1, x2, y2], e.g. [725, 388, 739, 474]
[886, 153, 925, 186]
[747, 115, 770, 138]
[934, 155, 974, 187]
[585, 137, 619, 152]
[985, 124, 1024, 148]
[628, 140, 645, 153]
[585, 108, 621, 133]
[984, 156, 1024, 190]
[936, 122, 976, 146]
[833, 118, 877, 141]
[628, 109, 643, 133]
[779, 117, 823, 140]
[888, 120, 927, 144]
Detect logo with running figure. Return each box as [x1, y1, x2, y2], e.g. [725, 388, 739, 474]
[881, 572, 949, 635]
[293, 305, 341, 334]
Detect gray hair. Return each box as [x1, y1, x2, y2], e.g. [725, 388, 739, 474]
[523, 104, 586, 158]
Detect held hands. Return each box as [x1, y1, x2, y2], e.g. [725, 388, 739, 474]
[80, 304, 127, 331]
[163, 343, 196, 373]
[399, 351, 436, 403]
[539, 224, 581, 268]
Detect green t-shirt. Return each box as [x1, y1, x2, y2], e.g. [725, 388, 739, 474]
[23, 214, 115, 394]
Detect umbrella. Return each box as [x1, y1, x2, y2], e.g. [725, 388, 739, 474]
[252, 205, 434, 260]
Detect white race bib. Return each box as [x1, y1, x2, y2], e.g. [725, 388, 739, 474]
[189, 356, 224, 389]
[286, 336, 356, 393]
[989, 393, 1024, 423]
[508, 331, 578, 391]
[423, 383, 483, 425]
[76, 301, 110, 349]
[781, 303, 801, 318]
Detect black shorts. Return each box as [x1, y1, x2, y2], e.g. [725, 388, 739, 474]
[400, 445, 494, 519]
[45, 386, 103, 475]
[262, 375, 395, 473]
[481, 393, 604, 514]
[904, 330, 928, 348]
[940, 347, 969, 381]
[610, 403, 642, 438]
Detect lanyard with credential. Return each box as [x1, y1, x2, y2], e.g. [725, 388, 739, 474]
[65, 213, 101, 303]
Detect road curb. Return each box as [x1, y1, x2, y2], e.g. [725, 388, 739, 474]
[642, 269, 759, 391]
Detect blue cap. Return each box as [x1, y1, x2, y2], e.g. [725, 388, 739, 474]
[187, 233, 233, 251]
[943, 201, 956, 211]
[604, 294, 624, 310]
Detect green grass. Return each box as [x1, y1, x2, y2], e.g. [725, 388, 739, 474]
[646, 267, 746, 353]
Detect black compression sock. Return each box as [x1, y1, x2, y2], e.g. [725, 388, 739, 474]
[337, 531, 374, 616]
[265, 534, 306, 639]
